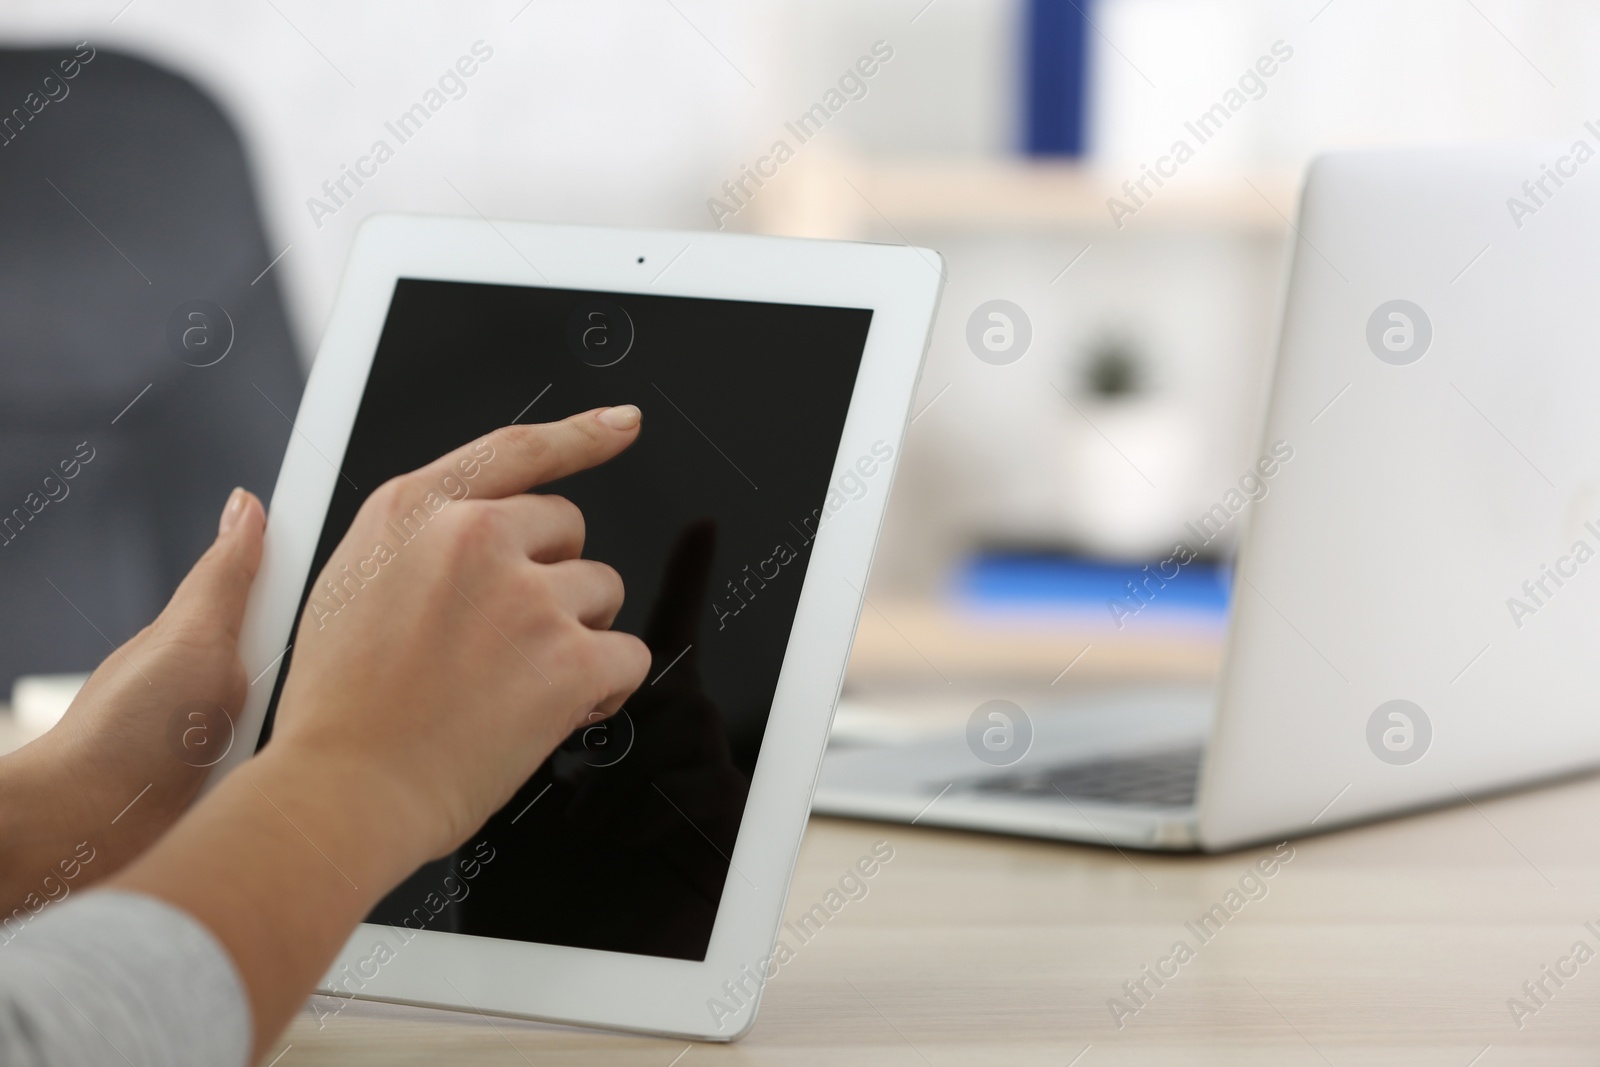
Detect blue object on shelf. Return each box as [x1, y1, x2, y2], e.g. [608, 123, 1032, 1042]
[956, 554, 1232, 616]
[1024, 0, 1091, 156]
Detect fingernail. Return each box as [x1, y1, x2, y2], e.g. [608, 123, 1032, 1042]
[218, 488, 246, 536]
[597, 405, 641, 430]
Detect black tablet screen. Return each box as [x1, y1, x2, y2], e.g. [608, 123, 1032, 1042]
[257, 278, 872, 961]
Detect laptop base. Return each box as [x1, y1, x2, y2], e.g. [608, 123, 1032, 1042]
[814, 686, 1212, 851]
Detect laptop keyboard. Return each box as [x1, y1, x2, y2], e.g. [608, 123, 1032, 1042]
[956, 744, 1204, 808]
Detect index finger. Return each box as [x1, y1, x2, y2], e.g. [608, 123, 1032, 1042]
[413, 405, 641, 500]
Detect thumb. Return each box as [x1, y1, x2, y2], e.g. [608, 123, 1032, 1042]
[163, 488, 266, 642]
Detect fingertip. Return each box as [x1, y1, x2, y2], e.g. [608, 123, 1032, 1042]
[596, 404, 641, 432]
[217, 490, 265, 573]
[220, 489, 264, 535]
[218, 488, 246, 536]
[239, 491, 265, 536]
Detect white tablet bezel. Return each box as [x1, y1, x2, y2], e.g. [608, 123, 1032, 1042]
[215, 214, 942, 1041]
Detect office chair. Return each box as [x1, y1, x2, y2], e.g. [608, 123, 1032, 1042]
[0, 44, 303, 691]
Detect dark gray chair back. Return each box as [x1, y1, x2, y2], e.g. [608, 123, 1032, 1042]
[0, 44, 303, 690]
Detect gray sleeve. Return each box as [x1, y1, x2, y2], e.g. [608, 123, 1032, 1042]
[0, 890, 251, 1067]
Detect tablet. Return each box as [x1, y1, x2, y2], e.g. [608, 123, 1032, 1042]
[220, 215, 942, 1040]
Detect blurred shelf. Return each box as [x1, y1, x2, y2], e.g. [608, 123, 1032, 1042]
[844, 597, 1224, 689]
[744, 150, 1300, 240]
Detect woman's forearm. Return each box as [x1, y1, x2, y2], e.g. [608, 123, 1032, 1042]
[109, 748, 423, 1064]
[0, 740, 103, 917]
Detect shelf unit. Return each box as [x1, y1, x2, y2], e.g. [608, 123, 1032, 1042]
[738, 149, 1301, 240]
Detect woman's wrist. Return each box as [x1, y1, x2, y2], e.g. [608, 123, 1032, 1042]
[0, 733, 139, 909]
[0, 723, 204, 908]
[238, 741, 435, 899]
[0, 739, 81, 911]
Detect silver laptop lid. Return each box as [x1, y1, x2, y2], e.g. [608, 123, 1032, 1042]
[1200, 142, 1600, 849]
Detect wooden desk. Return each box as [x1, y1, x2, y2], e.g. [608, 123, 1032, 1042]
[281, 775, 1600, 1064]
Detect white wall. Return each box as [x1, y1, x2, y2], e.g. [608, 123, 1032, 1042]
[7, 0, 1596, 576]
[1090, 0, 1600, 170]
[0, 0, 776, 360]
[6, 0, 1592, 354]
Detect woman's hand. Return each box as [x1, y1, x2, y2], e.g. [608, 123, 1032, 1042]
[0, 487, 265, 912]
[268, 405, 653, 865]
[111, 406, 652, 1063]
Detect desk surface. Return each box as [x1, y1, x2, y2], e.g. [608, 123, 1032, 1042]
[282, 773, 1600, 1065]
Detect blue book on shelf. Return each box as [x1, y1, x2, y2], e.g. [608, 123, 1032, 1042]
[955, 553, 1232, 620]
[1024, 0, 1091, 156]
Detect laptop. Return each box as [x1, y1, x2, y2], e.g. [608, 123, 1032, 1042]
[815, 143, 1600, 850]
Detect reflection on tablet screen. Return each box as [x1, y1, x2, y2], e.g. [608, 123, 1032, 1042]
[257, 278, 872, 961]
